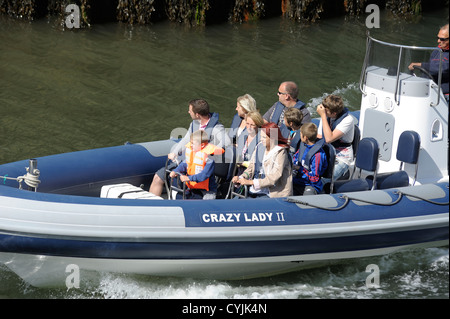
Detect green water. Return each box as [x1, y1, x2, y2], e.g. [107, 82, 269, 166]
[1, 13, 371, 164]
[0, 9, 448, 299]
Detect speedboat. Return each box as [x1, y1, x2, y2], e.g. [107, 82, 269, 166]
[0, 33, 448, 287]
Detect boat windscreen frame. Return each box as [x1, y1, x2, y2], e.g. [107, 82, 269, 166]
[360, 31, 444, 107]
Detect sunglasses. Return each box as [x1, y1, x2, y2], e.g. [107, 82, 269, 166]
[277, 91, 289, 95]
[437, 37, 449, 41]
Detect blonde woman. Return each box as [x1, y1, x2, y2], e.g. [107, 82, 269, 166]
[229, 94, 257, 144]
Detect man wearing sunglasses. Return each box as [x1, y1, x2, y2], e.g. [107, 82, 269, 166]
[263, 81, 311, 138]
[409, 24, 449, 103]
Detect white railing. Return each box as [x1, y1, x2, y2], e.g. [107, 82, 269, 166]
[360, 32, 444, 106]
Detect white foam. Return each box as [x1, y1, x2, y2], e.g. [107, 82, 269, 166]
[1, 247, 446, 299]
[67, 247, 448, 299]
[306, 82, 360, 117]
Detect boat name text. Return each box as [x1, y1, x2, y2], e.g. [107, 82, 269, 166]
[201, 212, 285, 223]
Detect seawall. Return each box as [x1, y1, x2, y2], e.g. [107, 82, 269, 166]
[0, 0, 448, 27]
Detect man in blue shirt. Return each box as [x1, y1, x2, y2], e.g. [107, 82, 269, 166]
[409, 24, 449, 102]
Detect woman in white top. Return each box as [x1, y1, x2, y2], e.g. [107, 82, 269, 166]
[316, 95, 356, 180]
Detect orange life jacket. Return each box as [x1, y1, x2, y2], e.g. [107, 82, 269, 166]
[184, 142, 224, 190]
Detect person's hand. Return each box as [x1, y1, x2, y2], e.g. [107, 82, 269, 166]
[167, 153, 177, 161]
[316, 104, 326, 117]
[408, 62, 421, 71]
[239, 178, 253, 186]
[169, 171, 177, 178]
[179, 175, 190, 183]
[231, 176, 240, 184]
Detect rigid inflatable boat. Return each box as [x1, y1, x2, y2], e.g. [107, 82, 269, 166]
[0, 34, 448, 287]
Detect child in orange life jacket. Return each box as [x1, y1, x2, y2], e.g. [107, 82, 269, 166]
[169, 130, 224, 199]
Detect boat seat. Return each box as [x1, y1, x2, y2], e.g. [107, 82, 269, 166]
[371, 130, 420, 190]
[352, 125, 361, 158]
[100, 183, 163, 200]
[321, 143, 336, 194]
[213, 151, 233, 181]
[334, 124, 361, 181]
[332, 137, 379, 193]
[214, 151, 234, 199]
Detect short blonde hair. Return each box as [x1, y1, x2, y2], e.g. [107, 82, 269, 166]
[190, 130, 209, 144]
[245, 111, 264, 128]
[300, 122, 318, 142]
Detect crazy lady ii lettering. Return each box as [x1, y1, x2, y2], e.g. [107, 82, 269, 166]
[201, 212, 285, 224]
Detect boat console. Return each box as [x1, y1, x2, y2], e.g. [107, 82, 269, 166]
[359, 33, 448, 185]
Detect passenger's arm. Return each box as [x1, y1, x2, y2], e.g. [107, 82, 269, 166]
[188, 158, 215, 183]
[234, 150, 256, 184]
[212, 124, 232, 150]
[170, 124, 193, 157]
[302, 152, 324, 184]
[408, 62, 422, 70]
[316, 104, 344, 143]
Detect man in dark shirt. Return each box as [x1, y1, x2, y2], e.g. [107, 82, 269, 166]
[263, 81, 311, 138]
[409, 24, 449, 102]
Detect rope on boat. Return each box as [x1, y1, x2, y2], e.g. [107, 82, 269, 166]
[285, 187, 449, 210]
[0, 166, 41, 191]
[22, 170, 41, 190]
[400, 190, 449, 206]
[286, 192, 403, 210]
[286, 195, 351, 211]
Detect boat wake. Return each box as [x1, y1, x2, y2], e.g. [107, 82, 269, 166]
[75, 247, 450, 299]
[1, 247, 445, 299]
[306, 82, 361, 116]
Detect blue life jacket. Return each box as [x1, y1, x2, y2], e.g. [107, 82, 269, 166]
[288, 129, 301, 156]
[293, 139, 327, 192]
[296, 138, 326, 171]
[269, 100, 307, 138]
[324, 107, 352, 149]
[253, 141, 266, 179]
[237, 131, 261, 162]
[229, 113, 246, 143]
[191, 112, 220, 138]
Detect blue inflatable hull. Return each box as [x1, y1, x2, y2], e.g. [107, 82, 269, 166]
[0, 140, 448, 287]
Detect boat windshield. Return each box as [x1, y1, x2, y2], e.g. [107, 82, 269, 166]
[360, 32, 445, 106]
